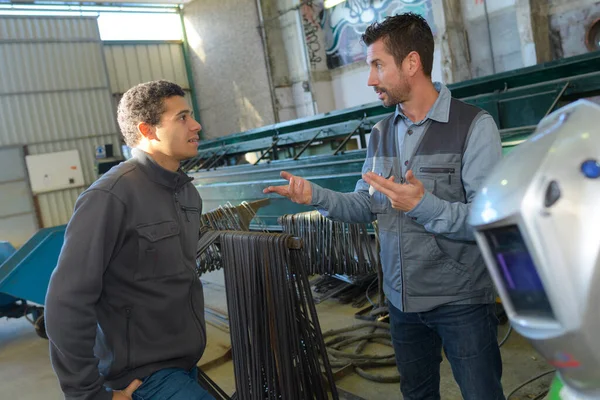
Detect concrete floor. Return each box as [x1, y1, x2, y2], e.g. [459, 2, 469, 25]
[0, 273, 555, 399]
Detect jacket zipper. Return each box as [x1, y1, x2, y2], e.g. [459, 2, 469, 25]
[394, 154, 406, 312]
[400, 216, 406, 311]
[125, 307, 131, 369]
[419, 167, 455, 174]
[173, 189, 205, 339]
[419, 167, 455, 185]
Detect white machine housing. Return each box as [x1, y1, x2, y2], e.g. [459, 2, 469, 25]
[469, 100, 600, 397]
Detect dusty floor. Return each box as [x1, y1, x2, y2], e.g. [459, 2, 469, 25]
[0, 271, 555, 399]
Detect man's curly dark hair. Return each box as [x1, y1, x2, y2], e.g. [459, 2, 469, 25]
[117, 80, 186, 147]
[362, 13, 434, 77]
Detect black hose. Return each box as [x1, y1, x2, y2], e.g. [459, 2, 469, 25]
[499, 324, 512, 347]
[507, 370, 556, 399]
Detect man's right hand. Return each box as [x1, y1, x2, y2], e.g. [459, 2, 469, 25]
[263, 171, 312, 205]
[112, 379, 142, 400]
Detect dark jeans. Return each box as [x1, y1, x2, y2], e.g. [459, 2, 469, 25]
[389, 303, 505, 400]
[132, 366, 215, 400]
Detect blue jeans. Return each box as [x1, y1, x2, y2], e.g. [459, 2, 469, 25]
[132, 366, 215, 400]
[389, 303, 505, 400]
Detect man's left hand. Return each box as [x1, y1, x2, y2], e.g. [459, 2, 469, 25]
[363, 170, 425, 212]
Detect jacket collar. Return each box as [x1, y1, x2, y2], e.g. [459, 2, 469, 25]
[130, 148, 193, 190]
[393, 82, 451, 125]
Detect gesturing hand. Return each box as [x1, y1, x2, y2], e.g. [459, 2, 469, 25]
[263, 171, 312, 205]
[363, 170, 425, 212]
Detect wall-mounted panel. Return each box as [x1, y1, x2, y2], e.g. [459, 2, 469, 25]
[27, 134, 122, 193]
[25, 150, 85, 195]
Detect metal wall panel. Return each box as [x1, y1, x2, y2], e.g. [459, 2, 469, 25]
[0, 89, 117, 146]
[103, 42, 189, 94]
[0, 214, 39, 248]
[0, 16, 99, 41]
[36, 188, 81, 228]
[0, 42, 107, 94]
[0, 146, 38, 247]
[0, 16, 119, 231]
[1, 181, 35, 217]
[103, 42, 193, 109]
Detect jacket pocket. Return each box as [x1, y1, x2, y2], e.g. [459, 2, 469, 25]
[418, 165, 460, 199]
[180, 205, 200, 223]
[96, 304, 134, 380]
[403, 235, 472, 296]
[136, 221, 185, 280]
[370, 162, 393, 214]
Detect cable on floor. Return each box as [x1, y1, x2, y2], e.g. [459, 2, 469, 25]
[499, 324, 513, 347]
[507, 370, 556, 399]
[322, 322, 400, 383]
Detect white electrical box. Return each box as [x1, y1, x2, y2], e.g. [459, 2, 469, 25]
[25, 150, 85, 194]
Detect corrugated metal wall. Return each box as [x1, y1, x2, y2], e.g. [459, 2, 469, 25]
[0, 16, 120, 229]
[0, 146, 38, 247]
[103, 41, 193, 106]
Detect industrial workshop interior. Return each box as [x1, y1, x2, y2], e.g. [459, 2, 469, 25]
[1, 0, 600, 399]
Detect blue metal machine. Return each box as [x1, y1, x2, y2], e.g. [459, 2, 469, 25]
[0, 225, 67, 338]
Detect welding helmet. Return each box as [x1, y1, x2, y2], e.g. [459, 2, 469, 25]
[469, 100, 600, 398]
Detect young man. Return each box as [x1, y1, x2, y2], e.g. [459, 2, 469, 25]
[45, 81, 214, 400]
[264, 13, 505, 400]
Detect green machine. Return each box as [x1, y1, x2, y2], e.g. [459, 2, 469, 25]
[184, 51, 600, 231]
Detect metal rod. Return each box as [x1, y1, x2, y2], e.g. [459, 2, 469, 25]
[293, 129, 324, 160]
[197, 152, 218, 170]
[253, 138, 280, 165]
[544, 81, 570, 116]
[205, 148, 230, 170]
[333, 118, 365, 155]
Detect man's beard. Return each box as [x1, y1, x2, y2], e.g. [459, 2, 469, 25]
[375, 83, 409, 107]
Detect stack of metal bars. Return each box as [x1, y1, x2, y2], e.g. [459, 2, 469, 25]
[197, 201, 267, 275]
[278, 211, 378, 277]
[219, 231, 338, 400]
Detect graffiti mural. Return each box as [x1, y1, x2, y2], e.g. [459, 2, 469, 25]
[301, 0, 326, 69]
[322, 0, 435, 69]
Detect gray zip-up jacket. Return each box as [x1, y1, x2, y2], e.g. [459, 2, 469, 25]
[311, 84, 502, 312]
[45, 148, 206, 400]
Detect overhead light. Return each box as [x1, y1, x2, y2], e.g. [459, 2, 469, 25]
[324, 0, 346, 9]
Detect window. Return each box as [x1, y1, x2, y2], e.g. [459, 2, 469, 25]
[97, 12, 182, 41]
[0, 3, 182, 41]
